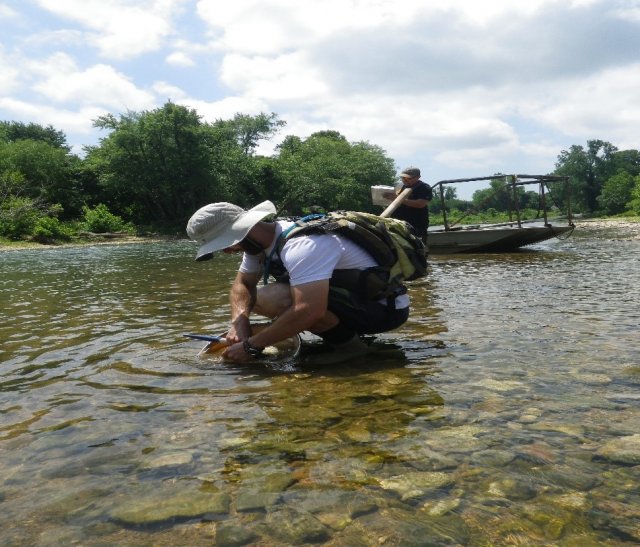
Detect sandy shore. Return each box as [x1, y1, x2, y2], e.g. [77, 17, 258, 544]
[575, 218, 640, 239]
[0, 235, 178, 252]
[576, 218, 640, 228]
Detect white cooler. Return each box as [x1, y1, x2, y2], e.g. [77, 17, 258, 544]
[370, 185, 395, 206]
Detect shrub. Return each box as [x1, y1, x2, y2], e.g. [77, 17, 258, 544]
[32, 216, 73, 243]
[629, 176, 640, 216]
[0, 196, 40, 239]
[598, 171, 636, 215]
[81, 204, 133, 233]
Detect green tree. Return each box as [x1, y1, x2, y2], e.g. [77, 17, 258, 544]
[0, 170, 66, 240]
[88, 103, 284, 228]
[521, 190, 541, 210]
[630, 176, 640, 215]
[611, 149, 640, 177]
[471, 176, 513, 211]
[554, 140, 618, 213]
[0, 139, 81, 217]
[223, 112, 286, 155]
[204, 114, 284, 208]
[444, 186, 457, 201]
[597, 170, 637, 215]
[430, 185, 474, 216]
[0, 121, 69, 150]
[273, 131, 396, 214]
[89, 103, 216, 225]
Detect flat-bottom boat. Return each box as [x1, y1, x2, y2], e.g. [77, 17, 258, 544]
[427, 174, 575, 254]
[428, 219, 574, 254]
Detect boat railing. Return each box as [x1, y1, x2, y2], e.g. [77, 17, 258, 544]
[431, 174, 574, 232]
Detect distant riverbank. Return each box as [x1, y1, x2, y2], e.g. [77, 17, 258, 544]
[2, 217, 639, 252]
[0, 233, 178, 252]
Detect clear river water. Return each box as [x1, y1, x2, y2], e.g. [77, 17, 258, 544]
[1, 221, 639, 546]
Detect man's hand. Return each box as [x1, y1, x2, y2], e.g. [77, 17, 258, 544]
[225, 317, 251, 345]
[223, 341, 254, 362]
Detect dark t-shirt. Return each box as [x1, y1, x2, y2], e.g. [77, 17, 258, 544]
[391, 180, 433, 237]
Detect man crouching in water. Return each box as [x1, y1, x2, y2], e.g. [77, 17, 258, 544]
[187, 200, 409, 362]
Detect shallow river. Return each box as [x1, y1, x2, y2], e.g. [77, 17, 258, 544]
[1, 221, 639, 546]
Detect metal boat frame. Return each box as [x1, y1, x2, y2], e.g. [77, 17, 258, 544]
[428, 174, 575, 254]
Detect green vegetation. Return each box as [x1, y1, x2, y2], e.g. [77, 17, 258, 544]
[1, 108, 640, 246]
[80, 204, 134, 234]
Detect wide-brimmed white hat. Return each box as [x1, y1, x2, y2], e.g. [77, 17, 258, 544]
[186, 200, 276, 261]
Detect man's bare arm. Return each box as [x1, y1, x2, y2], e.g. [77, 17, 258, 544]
[227, 271, 260, 343]
[223, 279, 334, 361]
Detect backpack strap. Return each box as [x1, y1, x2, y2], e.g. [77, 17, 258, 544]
[262, 214, 327, 285]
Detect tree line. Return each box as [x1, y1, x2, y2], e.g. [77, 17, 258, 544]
[1, 102, 639, 243]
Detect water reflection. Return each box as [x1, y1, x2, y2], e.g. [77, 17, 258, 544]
[1, 223, 639, 544]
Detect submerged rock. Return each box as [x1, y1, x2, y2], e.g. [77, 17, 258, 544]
[589, 499, 640, 542]
[421, 497, 461, 517]
[574, 373, 611, 385]
[363, 506, 470, 545]
[235, 490, 280, 512]
[473, 379, 526, 392]
[142, 451, 193, 468]
[111, 490, 231, 525]
[378, 471, 454, 500]
[596, 434, 640, 465]
[487, 478, 537, 501]
[546, 491, 590, 511]
[263, 507, 331, 544]
[544, 466, 600, 491]
[471, 449, 516, 467]
[530, 422, 585, 438]
[216, 523, 258, 546]
[425, 424, 489, 453]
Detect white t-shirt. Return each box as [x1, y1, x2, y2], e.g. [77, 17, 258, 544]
[239, 221, 409, 308]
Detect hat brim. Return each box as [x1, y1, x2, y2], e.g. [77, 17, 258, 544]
[195, 200, 276, 260]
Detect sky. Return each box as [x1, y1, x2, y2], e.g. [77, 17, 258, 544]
[1, 0, 640, 199]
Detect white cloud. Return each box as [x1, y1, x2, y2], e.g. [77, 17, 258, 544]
[152, 81, 188, 100]
[0, 46, 20, 93]
[29, 54, 156, 110]
[612, 5, 640, 22]
[525, 64, 640, 149]
[191, 0, 639, 182]
[220, 52, 330, 102]
[0, 97, 107, 136]
[197, 0, 580, 56]
[27, 51, 77, 79]
[197, 0, 422, 56]
[177, 96, 270, 122]
[34, 0, 184, 58]
[0, 4, 18, 19]
[295, 90, 517, 162]
[166, 51, 195, 67]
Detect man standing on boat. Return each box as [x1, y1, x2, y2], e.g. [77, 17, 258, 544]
[186, 201, 410, 362]
[385, 167, 432, 245]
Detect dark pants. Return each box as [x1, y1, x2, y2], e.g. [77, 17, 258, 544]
[327, 286, 409, 335]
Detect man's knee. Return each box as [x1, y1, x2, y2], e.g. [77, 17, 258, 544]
[254, 283, 291, 317]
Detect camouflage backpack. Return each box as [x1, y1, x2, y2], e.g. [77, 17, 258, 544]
[264, 211, 427, 300]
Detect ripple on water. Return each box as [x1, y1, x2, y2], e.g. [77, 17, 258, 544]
[1, 227, 639, 544]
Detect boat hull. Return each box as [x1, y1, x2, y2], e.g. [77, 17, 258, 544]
[427, 224, 574, 254]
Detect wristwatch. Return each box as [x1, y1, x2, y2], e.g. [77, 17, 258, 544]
[242, 339, 264, 357]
